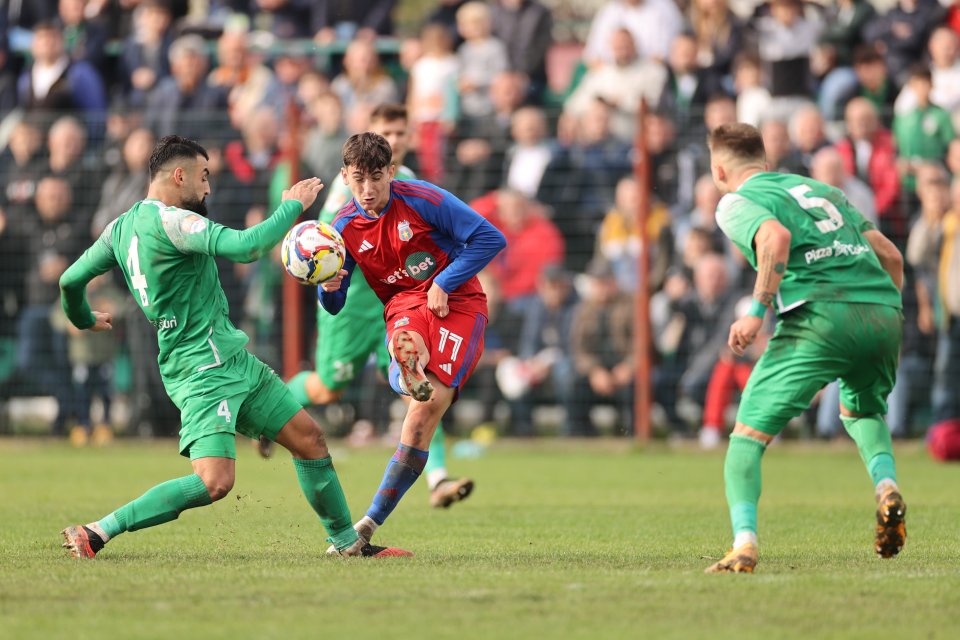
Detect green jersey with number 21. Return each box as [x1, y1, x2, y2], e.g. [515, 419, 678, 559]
[716, 172, 902, 314]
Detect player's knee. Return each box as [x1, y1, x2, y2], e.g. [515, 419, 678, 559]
[202, 473, 235, 501]
[290, 423, 329, 459]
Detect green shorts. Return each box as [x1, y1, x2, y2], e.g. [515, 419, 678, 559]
[737, 301, 903, 435]
[314, 283, 390, 391]
[166, 349, 302, 459]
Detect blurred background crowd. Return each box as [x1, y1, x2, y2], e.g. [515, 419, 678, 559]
[1, 0, 959, 448]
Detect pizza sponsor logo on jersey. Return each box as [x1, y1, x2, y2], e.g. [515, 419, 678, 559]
[804, 240, 871, 264]
[379, 252, 439, 284]
[150, 316, 179, 330]
[397, 220, 413, 242]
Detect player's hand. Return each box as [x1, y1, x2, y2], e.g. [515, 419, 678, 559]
[282, 177, 325, 212]
[728, 316, 763, 357]
[427, 283, 449, 318]
[89, 311, 113, 332]
[320, 269, 348, 292]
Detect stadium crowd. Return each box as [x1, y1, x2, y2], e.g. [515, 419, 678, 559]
[1, 0, 959, 448]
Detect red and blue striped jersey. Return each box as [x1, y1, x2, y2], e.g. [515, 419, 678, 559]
[322, 180, 506, 319]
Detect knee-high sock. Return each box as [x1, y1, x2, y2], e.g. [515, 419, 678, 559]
[725, 434, 767, 539]
[96, 474, 212, 538]
[293, 457, 358, 550]
[424, 423, 447, 489]
[841, 414, 897, 487]
[286, 371, 313, 407]
[366, 444, 429, 525]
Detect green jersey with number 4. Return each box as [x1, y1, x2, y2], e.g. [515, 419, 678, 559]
[716, 172, 902, 313]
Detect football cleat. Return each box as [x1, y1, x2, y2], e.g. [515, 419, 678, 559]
[430, 477, 475, 509]
[61, 525, 103, 559]
[704, 542, 758, 574]
[875, 489, 907, 559]
[393, 331, 433, 402]
[337, 538, 413, 558]
[256, 435, 274, 459]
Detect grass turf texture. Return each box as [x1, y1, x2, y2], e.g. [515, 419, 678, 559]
[2, 439, 959, 640]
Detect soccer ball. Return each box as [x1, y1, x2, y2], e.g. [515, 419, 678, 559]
[281, 220, 345, 285]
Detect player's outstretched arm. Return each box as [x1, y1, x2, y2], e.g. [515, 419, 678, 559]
[864, 229, 904, 291]
[212, 178, 324, 263]
[59, 230, 118, 330]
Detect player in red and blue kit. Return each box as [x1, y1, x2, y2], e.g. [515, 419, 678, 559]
[319, 132, 506, 549]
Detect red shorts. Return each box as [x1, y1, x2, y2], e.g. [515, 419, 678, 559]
[386, 305, 487, 391]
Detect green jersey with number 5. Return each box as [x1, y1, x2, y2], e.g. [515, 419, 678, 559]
[716, 172, 902, 313]
[100, 199, 248, 379]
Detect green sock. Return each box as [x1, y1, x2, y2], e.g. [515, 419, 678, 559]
[292, 457, 358, 550]
[841, 414, 897, 486]
[725, 434, 767, 538]
[424, 422, 447, 478]
[286, 371, 313, 407]
[98, 474, 212, 538]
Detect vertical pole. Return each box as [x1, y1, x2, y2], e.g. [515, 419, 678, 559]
[282, 97, 303, 380]
[633, 99, 652, 442]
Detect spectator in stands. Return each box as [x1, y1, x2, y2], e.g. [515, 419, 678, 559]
[490, 0, 552, 102]
[596, 176, 674, 293]
[893, 65, 954, 200]
[505, 265, 578, 437]
[0, 33, 15, 119]
[674, 174, 725, 256]
[120, 0, 174, 108]
[332, 38, 400, 130]
[16, 21, 107, 128]
[0, 118, 47, 233]
[562, 28, 668, 143]
[301, 91, 347, 186]
[948, 138, 960, 180]
[144, 34, 229, 139]
[760, 119, 793, 173]
[209, 27, 282, 129]
[863, 0, 946, 88]
[447, 71, 527, 203]
[407, 23, 458, 183]
[427, 0, 469, 44]
[16, 177, 82, 436]
[90, 127, 155, 237]
[311, 0, 398, 42]
[814, 0, 876, 121]
[41, 116, 102, 234]
[661, 32, 724, 135]
[835, 97, 902, 243]
[894, 26, 960, 116]
[251, 0, 314, 39]
[503, 105, 555, 200]
[644, 109, 681, 211]
[271, 50, 312, 111]
[544, 100, 632, 271]
[838, 44, 898, 127]
[56, 0, 110, 74]
[456, 2, 508, 121]
[780, 104, 829, 176]
[569, 258, 634, 436]
[675, 93, 737, 213]
[748, 0, 823, 116]
[583, 0, 683, 65]
[906, 164, 960, 425]
[810, 146, 877, 223]
[689, 0, 745, 81]
[732, 53, 771, 127]
[473, 188, 564, 312]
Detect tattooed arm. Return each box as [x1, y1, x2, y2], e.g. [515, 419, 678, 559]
[751, 219, 793, 308]
[727, 220, 791, 356]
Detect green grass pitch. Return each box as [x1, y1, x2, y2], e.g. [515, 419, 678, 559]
[2, 438, 959, 640]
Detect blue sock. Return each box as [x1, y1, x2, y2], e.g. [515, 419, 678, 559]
[366, 444, 429, 525]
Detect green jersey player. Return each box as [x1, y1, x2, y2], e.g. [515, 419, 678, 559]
[59, 135, 409, 559]
[703, 123, 907, 573]
[285, 104, 474, 509]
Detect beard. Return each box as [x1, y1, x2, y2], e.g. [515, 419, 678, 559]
[182, 195, 208, 217]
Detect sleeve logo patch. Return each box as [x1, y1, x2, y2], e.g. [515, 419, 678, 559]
[393, 317, 410, 328]
[181, 214, 207, 234]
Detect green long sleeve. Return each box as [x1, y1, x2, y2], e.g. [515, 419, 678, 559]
[211, 200, 303, 263]
[59, 229, 119, 329]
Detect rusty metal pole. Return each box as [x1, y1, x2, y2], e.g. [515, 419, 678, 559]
[633, 99, 652, 442]
[282, 97, 303, 380]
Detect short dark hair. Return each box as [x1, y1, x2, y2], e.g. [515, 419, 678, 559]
[707, 123, 767, 163]
[370, 103, 408, 124]
[342, 132, 392, 172]
[909, 64, 933, 83]
[149, 135, 209, 181]
[853, 44, 883, 67]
